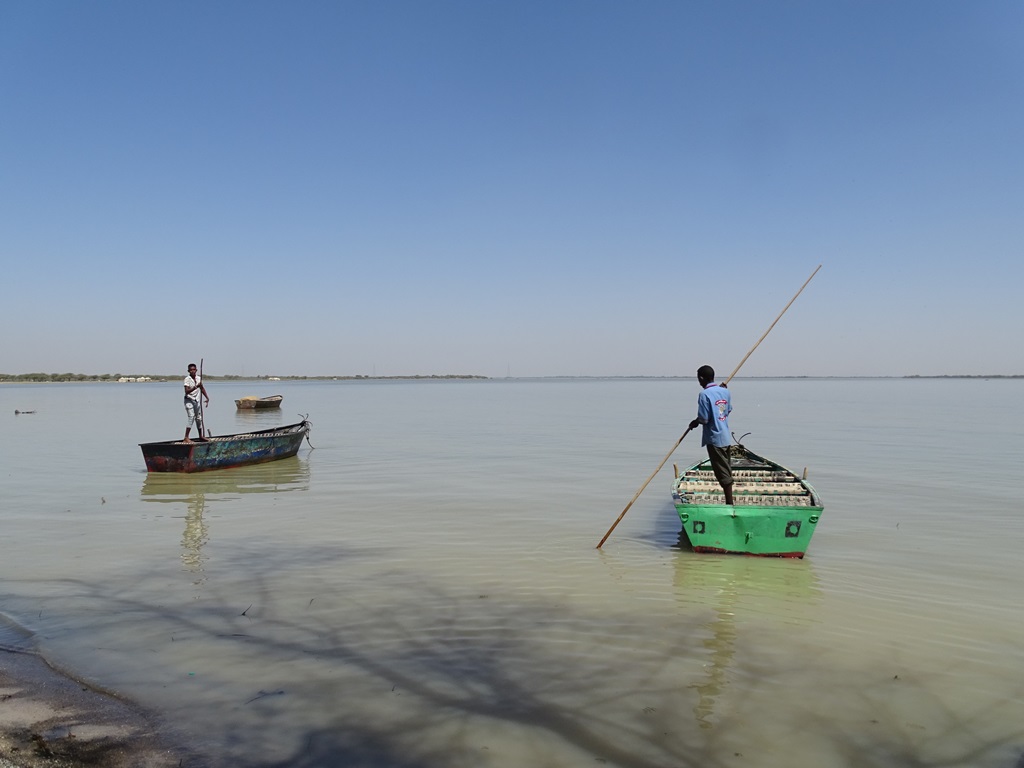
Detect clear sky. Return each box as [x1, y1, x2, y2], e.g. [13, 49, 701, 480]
[2, 1, 1021, 378]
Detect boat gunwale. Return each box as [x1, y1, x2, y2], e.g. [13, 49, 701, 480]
[139, 420, 309, 449]
[672, 445, 822, 507]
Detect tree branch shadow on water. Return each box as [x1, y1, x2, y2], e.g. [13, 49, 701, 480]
[232, 580, 1024, 768]
[18, 537, 1024, 768]
[189, 558, 709, 768]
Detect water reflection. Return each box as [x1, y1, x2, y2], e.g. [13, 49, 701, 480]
[140, 456, 311, 499]
[180, 492, 208, 579]
[671, 544, 822, 731]
[139, 458, 311, 582]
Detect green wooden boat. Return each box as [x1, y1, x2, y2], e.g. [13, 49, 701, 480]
[672, 445, 823, 558]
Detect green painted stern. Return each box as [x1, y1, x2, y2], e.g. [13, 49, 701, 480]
[672, 446, 824, 558]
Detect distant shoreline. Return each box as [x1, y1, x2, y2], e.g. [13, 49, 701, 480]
[0, 373, 490, 383]
[2, 373, 1022, 383]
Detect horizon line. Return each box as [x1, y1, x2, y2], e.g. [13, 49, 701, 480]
[3, 373, 1023, 382]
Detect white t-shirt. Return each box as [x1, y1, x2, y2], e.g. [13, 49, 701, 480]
[184, 375, 202, 402]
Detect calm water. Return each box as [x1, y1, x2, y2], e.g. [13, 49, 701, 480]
[2, 378, 1023, 768]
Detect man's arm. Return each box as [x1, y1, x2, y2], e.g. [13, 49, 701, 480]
[689, 392, 709, 431]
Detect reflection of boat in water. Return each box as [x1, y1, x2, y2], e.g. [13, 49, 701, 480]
[672, 552, 821, 731]
[141, 457, 310, 585]
[140, 456, 310, 499]
[672, 548, 822, 603]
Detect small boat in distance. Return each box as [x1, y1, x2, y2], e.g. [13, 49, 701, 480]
[140, 420, 311, 473]
[235, 394, 283, 410]
[672, 444, 823, 558]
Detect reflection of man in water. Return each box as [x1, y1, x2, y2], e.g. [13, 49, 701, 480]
[182, 492, 208, 586]
[183, 362, 210, 442]
[688, 365, 733, 505]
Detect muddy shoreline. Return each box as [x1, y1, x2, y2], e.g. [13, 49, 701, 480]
[0, 649, 186, 768]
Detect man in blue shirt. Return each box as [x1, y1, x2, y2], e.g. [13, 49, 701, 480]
[688, 365, 734, 505]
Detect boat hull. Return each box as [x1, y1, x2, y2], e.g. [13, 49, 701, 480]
[140, 421, 310, 473]
[672, 446, 823, 557]
[675, 503, 822, 557]
[235, 395, 283, 410]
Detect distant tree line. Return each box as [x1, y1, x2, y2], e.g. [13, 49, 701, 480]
[0, 373, 127, 382]
[3, 372, 1022, 383]
[904, 374, 1024, 379]
[0, 373, 490, 382]
[0, 373, 169, 382]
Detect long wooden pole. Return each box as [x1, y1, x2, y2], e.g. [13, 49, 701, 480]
[595, 264, 822, 549]
[722, 264, 821, 385]
[595, 426, 693, 549]
[199, 357, 208, 438]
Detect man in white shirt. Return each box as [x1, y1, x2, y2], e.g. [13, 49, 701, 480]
[183, 362, 210, 442]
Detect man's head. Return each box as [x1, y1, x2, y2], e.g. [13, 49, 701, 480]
[188, 363, 198, 375]
[697, 365, 715, 386]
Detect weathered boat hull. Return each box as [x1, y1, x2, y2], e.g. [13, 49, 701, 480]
[235, 395, 283, 410]
[672, 446, 823, 558]
[140, 421, 310, 473]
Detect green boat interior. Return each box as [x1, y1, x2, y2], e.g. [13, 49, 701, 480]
[674, 450, 821, 508]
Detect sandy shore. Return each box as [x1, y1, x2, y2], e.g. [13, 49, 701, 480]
[0, 649, 184, 768]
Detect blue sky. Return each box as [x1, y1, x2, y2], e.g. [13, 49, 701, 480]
[2, 1, 1021, 377]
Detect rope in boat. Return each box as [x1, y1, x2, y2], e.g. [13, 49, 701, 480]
[299, 414, 314, 449]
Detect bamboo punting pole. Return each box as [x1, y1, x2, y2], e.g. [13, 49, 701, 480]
[595, 427, 693, 549]
[721, 264, 821, 386]
[199, 357, 210, 438]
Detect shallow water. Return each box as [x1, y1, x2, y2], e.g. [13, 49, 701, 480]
[2, 378, 1023, 767]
